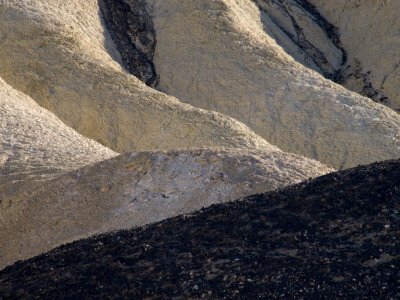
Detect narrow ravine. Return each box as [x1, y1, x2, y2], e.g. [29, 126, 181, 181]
[254, 0, 396, 109]
[99, 0, 158, 86]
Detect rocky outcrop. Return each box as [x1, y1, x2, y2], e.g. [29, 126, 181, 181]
[0, 78, 117, 198]
[1, 159, 399, 298]
[0, 0, 278, 154]
[0, 148, 332, 270]
[131, 0, 400, 169]
[307, 0, 400, 110]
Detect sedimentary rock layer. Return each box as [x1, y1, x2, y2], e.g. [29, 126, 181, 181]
[1, 159, 398, 298]
[0, 148, 332, 269]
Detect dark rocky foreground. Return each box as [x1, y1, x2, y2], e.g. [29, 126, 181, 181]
[1, 160, 400, 299]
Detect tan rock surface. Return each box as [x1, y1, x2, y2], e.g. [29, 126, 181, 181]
[253, 0, 344, 79]
[308, 0, 400, 110]
[145, 0, 400, 168]
[0, 0, 279, 153]
[0, 78, 117, 197]
[0, 148, 333, 269]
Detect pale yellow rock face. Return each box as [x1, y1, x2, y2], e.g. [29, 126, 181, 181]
[308, 0, 400, 110]
[0, 0, 278, 153]
[147, 0, 400, 169]
[0, 78, 117, 197]
[0, 148, 333, 269]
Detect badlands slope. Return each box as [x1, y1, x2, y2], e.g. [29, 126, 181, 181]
[0, 78, 117, 197]
[0, 148, 331, 269]
[100, 0, 400, 168]
[308, 0, 400, 110]
[0, 0, 400, 291]
[0, 0, 336, 270]
[1, 159, 399, 298]
[0, 0, 399, 168]
[0, 0, 278, 153]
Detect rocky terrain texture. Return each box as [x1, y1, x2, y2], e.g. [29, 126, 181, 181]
[100, 0, 400, 169]
[308, 0, 400, 110]
[0, 0, 399, 168]
[1, 159, 399, 298]
[0, 1, 400, 298]
[0, 0, 279, 154]
[0, 77, 117, 198]
[254, 0, 345, 80]
[99, 0, 158, 86]
[0, 148, 331, 270]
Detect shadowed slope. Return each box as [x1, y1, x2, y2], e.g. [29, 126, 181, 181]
[0, 148, 332, 269]
[308, 0, 400, 110]
[1, 159, 399, 298]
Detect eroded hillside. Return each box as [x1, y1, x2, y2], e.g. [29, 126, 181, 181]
[100, 0, 400, 168]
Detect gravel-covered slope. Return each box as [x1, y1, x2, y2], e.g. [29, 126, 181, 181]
[0, 148, 331, 270]
[1, 159, 399, 298]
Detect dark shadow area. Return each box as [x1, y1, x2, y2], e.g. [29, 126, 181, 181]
[254, 0, 346, 81]
[1, 158, 399, 298]
[98, 0, 158, 87]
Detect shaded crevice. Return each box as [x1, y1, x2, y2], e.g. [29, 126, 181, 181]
[255, 0, 347, 80]
[255, 0, 396, 108]
[341, 60, 392, 108]
[292, 0, 348, 82]
[99, 0, 158, 87]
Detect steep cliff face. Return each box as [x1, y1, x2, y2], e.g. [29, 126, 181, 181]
[1, 159, 399, 298]
[0, 148, 332, 270]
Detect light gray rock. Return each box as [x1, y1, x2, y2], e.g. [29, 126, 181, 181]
[0, 77, 117, 197]
[0, 148, 332, 270]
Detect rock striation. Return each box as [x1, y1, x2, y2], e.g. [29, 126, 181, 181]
[254, 0, 345, 81]
[0, 148, 332, 270]
[308, 0, 400, 110]
[0, 159, 399, 298]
